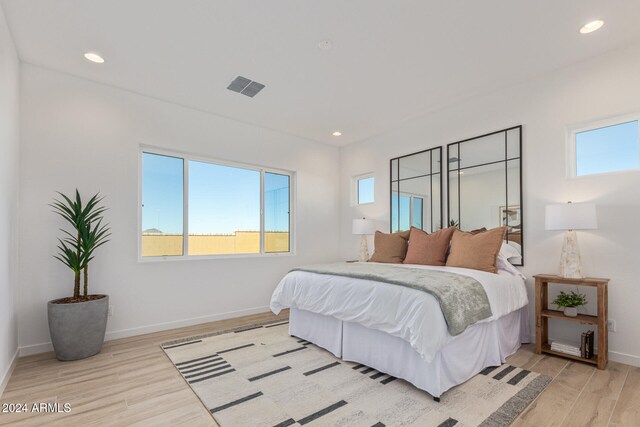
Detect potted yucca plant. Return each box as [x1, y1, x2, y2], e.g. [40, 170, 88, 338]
[48, 190, 111, 361]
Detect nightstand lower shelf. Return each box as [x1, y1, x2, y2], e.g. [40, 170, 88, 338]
[540, 343, 598, 366]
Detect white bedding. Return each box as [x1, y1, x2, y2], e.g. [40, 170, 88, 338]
[270, 262, 528, 363]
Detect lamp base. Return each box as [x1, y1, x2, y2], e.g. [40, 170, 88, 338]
[559, 230, 585, 279]
[359, 235, 370, 262]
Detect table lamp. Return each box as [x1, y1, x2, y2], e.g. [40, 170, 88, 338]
[352, 218, 376, 262]
[545, 202, 597, 278]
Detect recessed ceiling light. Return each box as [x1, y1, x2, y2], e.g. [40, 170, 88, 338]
[318, 39, 333, 51]
[84, 52, 105, 63]
[332, 131, 342, 137]
[580, 20, 604, 34]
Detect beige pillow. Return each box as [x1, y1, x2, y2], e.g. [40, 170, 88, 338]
[446, 227, 507, 273]
[369, 230, 411, 263]
[403, 227, 455, 266]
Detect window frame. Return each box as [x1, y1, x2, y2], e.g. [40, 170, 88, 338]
[138, 146, 296, 262]
[567, 112, 640, 178]
[353, 173, 375, 206]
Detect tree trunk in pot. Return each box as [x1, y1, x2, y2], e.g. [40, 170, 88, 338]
[48, 295, 109, 361]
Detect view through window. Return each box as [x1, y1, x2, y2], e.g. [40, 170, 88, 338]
[391, 193, 424, 231]
[141, 151, 292, 257]
[357, 175, 374, 204]
[575, 120, 639, 176]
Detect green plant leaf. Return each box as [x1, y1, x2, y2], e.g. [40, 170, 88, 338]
[52, 190, 110, 296]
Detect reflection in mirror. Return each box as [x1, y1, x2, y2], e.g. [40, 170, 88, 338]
[447, 126, 523, 265]
[390, 147, 442, 233]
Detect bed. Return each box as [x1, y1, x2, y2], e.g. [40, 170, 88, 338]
[270, 262, 529, 399]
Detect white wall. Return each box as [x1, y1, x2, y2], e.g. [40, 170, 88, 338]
[341, 40, 640, 366]
[0, 3, 20, 393]
[18, 64, 341, 354]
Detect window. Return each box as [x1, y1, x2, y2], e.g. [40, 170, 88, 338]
[571, 117, 640, 177]
[141, 153, 184, 256]
[264, 172, 291, 253]
[141, 149, 293, 258]
[391, 192, 424, 232]
[355, 174, 374, 205]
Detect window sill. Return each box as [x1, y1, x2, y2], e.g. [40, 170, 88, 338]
[137, 251, 296, 263]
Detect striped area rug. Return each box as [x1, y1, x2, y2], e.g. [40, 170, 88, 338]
[162, 321, 550, 427]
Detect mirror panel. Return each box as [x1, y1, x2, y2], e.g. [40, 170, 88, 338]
[390, 147, 442, 233]
[391, 158, 399, 182]
[505, 159, 522, 255]
[399, 151, 430, 180]
[507, 128, 520, 158]
[390, 180, 399, 232]
[431, 174, 442, 230]
[447, 126, 523, 265]
[447, 170, 460, 228]
[458, 132, 504, 169]
[459, 162, 507, 231]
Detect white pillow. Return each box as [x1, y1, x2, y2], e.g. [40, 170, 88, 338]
[496, 253, 525, 279]
[500, 242, 522, 263]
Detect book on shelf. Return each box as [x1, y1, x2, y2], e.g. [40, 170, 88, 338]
[584, 330, 594, 359]
[551, 348, 581, 357]
[579, 330, 595, 359]
[550, 340, 581, 356]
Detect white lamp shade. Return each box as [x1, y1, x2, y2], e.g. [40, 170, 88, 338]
[545, 202, 597, 230]
[352, 219, 376, 235]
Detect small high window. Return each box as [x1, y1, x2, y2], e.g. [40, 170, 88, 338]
[355, 175, 374, 205]
[571, 117, 639, 177]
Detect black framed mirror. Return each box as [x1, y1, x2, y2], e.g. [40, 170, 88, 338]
[390, 146, 443, 233]
[447, 126, 523, 265]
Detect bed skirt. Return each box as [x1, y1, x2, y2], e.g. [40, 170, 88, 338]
[289, 306, 530, 398]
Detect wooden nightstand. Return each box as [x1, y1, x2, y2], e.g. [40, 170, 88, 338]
[534, 274, 609, 370]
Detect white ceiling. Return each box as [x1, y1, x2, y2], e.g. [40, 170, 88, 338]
[2, 0, 640, 146]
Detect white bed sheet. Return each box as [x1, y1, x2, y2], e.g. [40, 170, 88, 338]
[270, 262, 528, 363]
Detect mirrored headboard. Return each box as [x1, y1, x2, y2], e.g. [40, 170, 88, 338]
[447, 126, 523, 265]
[390, 146, 443, 233]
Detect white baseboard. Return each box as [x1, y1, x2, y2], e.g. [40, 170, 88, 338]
[0, 349, 19, 397]
[18, 305, 271, 357]
[609, 350, 640, 367]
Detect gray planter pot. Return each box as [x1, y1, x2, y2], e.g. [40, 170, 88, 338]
[48, 295, 109, 361]
[563, 306, 578, 317]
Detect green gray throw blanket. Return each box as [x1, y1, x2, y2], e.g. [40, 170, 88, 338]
[291, 263, 492, 336]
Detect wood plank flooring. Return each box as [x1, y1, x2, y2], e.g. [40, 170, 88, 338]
[1, 311, 638, 426]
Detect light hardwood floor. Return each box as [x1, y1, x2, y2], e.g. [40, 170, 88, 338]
[1, 311, 638, 426]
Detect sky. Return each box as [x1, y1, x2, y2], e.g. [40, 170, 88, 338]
[358, 176, 374, 204]
[391, 193, 423, 232]
[576, 120, 639, 176]
[142, 153, 289, 234]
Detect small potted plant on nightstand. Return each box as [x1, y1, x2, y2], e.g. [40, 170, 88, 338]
[552, 290, 587, 317]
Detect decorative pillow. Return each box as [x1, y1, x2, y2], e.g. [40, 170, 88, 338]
[369, 230, 410, 263]
[445, 227, 508, 273]
[403, 227, 456, 266]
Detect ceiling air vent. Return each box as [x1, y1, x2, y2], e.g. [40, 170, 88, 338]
[227, 76, 265, 98]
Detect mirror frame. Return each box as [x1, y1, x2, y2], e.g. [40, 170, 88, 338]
[389, 146, 443, 233]
[446, 125, 524, 266]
